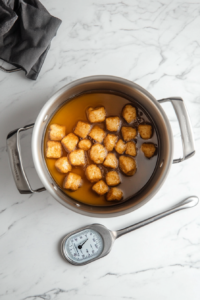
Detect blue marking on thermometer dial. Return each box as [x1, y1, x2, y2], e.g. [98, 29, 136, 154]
[63, 229, 103, 264]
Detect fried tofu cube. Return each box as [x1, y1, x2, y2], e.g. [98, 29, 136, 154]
[104, 134, 118, 151]
[85, 164, 102, 182]
[121, 126, 137, 141]
[103, 153, 118, 169]
[69, 149, 86, 166]
[125, 141, 137, 157]
[138, 124, 152, 139]
[87, 106, 106, 123]
[141, 143, 156, 158]
[106, 117, 121, 132]
[74, 121, 91, 139]
[63, 172, 82, 191]
[115, 139, 127, 154]
[49, 124, 66, 141]
[106, 171, 121, 186]
[92, 180, 109, 195]
[90, 144, 107, 164]
[89, 126, 106, 143]
[78, 139, 92, 150]
[55, 157, 72, 173]
[46, 141, 62, 158]
[119, 156, 136, 176]
[61, 133, 79, 152]
[107, 187, 123, 201]
[122, 104, 137, 123]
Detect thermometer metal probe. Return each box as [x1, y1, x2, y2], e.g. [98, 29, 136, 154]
[61, 196, 198, 266]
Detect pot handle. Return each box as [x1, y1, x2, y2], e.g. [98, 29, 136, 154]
[6, 124, 46, 194]
[158, 97, 195, 164]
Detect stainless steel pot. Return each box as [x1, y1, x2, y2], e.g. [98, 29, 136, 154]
[7, 75, 195, 217]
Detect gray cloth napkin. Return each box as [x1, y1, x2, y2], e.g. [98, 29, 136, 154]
[0, 0, 62, 80]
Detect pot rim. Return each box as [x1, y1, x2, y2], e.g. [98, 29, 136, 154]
[32, 75, 174, 217]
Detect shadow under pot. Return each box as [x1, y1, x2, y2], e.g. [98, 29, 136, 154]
[6, 75, 195, 217]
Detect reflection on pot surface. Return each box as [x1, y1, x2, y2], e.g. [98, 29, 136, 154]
[7, 76, 195, 217]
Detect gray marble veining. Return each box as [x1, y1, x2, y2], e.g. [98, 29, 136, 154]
[0, 0, 200, 299]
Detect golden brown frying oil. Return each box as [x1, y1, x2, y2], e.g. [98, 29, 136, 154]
[44, 92, 158, 206]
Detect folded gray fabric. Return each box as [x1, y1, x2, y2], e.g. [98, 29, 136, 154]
[0, 0, 62, 80]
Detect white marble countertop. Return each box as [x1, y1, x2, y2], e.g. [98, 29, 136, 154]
[1, 0, 200, 299]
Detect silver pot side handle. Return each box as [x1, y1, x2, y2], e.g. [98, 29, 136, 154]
[6, 124, 46, 194]
[158, 97, 195, 164]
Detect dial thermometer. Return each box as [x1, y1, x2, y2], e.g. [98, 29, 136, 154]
[61, 196, 198, 266]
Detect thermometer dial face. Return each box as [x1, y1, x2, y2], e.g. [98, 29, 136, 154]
[63, 229, 104, 264]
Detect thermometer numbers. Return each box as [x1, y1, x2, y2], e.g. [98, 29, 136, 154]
[64, 229, 103, 264]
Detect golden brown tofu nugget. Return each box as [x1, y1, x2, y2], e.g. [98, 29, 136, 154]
[103, 153, 118, 169]
[55, 157, 72, 173]
[89, 126, 106, 143]
[69, 149, 86, 166]
[49, 124, 66, 141]
[119, 156, 136, 176]
[121, 126, 137, 141]
[78, 139, 92, 151]
[74, 121, 91, 139]
[107, 187, 123, 201]
[61, 133, 79, 152]
[122, 104, 137, 123]
[87, 107, 106, 123]
[106, 117, 121, 132]
[90, 144, 107, 164]
[46, 141, 62, 158]
[115, 139, 127, 154]
[63, 172, 82, 191]
[92, 180, 109, 195]
[141, 143, 156, 158]
[106, 171, 121, 186]
[104, 134, 118, 151]
[125, 141, 137, 157]
[85, 164, 102, 182]
[138, 124, 152, 139]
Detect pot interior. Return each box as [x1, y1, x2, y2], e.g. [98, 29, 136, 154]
[32, 76, 173, 217]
